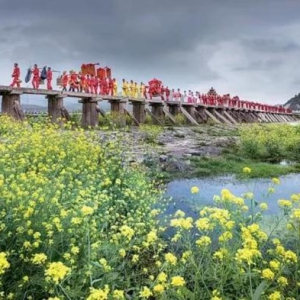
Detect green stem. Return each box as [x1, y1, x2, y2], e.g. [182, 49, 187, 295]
[87, 221, 93, 286]
[59, 283, 72, 300]
[261, 214, 286, 251]
[248, 264, 253, 298]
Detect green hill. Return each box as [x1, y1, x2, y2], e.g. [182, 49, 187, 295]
[284, 93, 300, 111]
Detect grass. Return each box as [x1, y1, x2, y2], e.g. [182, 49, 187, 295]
[189, 154, 300, 178]
[192, 124, 240, 137]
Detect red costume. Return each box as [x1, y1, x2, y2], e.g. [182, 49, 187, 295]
[93, 76, 99, 94]
[32, 65, 39, 89]
[79, 74, 87, 92]
[201, 94, 207, 105]
[86, 75, 94, 94]
[61, 73, 68, 91]
[148, 78, 163, 100]
[69, 72, 79, 92]
[101, 78, 108, 95]
[46, 68, 52, 90]
[10, 64, 21, 88]
[108, 78, 114, 96]
[165, 87, 170, 101]
[176, 89, 182, 101]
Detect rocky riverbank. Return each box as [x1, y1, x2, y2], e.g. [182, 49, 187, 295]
[107, 124, 240, 180]
[98, 123, 300, 181]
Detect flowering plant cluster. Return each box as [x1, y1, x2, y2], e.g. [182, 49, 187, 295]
[0, 117, 299, 299]
[240, 123, 300, 162]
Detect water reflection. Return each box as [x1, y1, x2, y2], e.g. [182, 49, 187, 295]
[165, 174, 300, 216]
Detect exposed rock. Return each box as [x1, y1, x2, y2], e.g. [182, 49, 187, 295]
[98, 125, 239, 178]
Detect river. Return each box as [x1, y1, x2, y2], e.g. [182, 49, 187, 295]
[165, 174, 300, 217]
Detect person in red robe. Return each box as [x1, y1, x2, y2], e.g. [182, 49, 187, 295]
[61, 71, 68, 92]
[89, 75, 95, 94]
[97, 76, 102, 94]
[93, 76, 98, 94]
[86, 75, 91, 93]
[102, 78, 108, 95]
[10, 63, 21, 88]
[79, 72, 86, 92]
[161, 85, 165, 101]
[32, 64, 40, 89]
[201, 94, 207, 105]
[69, 71, 78, 92]
[108, 78, 114, 96]
[165, 86, 170, 101]
[46, 67, 53, 90]
[176, 88, 182, 102]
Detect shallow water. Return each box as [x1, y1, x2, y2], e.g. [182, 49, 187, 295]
[165, 174, 300, 216]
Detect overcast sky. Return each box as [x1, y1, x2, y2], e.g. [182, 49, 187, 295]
[1, 0, 300, 105]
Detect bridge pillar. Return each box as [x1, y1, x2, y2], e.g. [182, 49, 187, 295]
[109, 99, 127, 126]
[109, 99, 126, 113]
[149, 102, 165, 125]
[81, 98, 98, 128]
[182, 104, 196, 120]
[1, 92, 25, 120]
[195, 106, 208, 123]
[132, 102, 146, 123]
[47, 95, 66, 123]
[167, 102, 180, 116]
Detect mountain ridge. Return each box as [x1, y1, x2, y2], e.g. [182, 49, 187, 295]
[284, 94, 300, 111]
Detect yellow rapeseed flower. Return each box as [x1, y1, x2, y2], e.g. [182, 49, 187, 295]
[284, 250, 297, 263]
[153, 284, 164, 294]
[0, 252, 10, 274]
[70, 246, 79, 255]
[31, 253, 47, 265]
[243, 167, 251, 174]
[269, 260, 280, 271]
[146, 230, 158, 243]
[119, 249, 126, 258]
[196, 236, 211, 247]
[164, 253, 177, 265]
[268, 291, 281, 300]
[191, 186, 200, 194]
[113, 290, 125, 299]
[120, 225, 135, 240]
[87, 286, 110, 300]
[218, 231, 233, 242]
[261, 268, 275, 280]
[278, 199, 292, 208]
[259, 203, 268, 211]
[171, 276, 186, 287]
[45, 262, 70, 284]
[277, 276, 288, 287]
[139, 286, 152, 298]
[272, 178, 280, 185]
[132, 254, 139, 263]
[195, 218, 211, 231]
[291, 209, 300, 221]
[157, 272, 167, 283]
[81, 205, 94, 216]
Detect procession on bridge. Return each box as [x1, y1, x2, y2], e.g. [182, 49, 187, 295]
[1, 61, 298, 127]
[8, 62, 292, 115]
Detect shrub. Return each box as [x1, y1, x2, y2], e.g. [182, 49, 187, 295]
[0, 116, 164, 299]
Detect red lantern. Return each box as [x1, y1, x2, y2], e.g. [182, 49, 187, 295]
[97, 68, 106, 80]
[105, 67, 111, 79]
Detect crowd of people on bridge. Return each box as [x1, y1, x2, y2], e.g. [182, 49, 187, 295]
[9, 63, 292, 114]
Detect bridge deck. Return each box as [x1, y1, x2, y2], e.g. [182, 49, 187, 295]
[0, 85, 294, 115]
[0, 86, 139, 101]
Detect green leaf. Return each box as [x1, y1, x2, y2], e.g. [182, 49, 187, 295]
[252, 280, 267, 300]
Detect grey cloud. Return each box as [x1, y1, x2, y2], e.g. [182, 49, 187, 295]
[232, 59, 284, 72]
[1, 0, 300, 103]
[241, 38, 300, 53]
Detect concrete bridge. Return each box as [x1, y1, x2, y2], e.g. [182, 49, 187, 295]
[0, 85, 298, 127]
